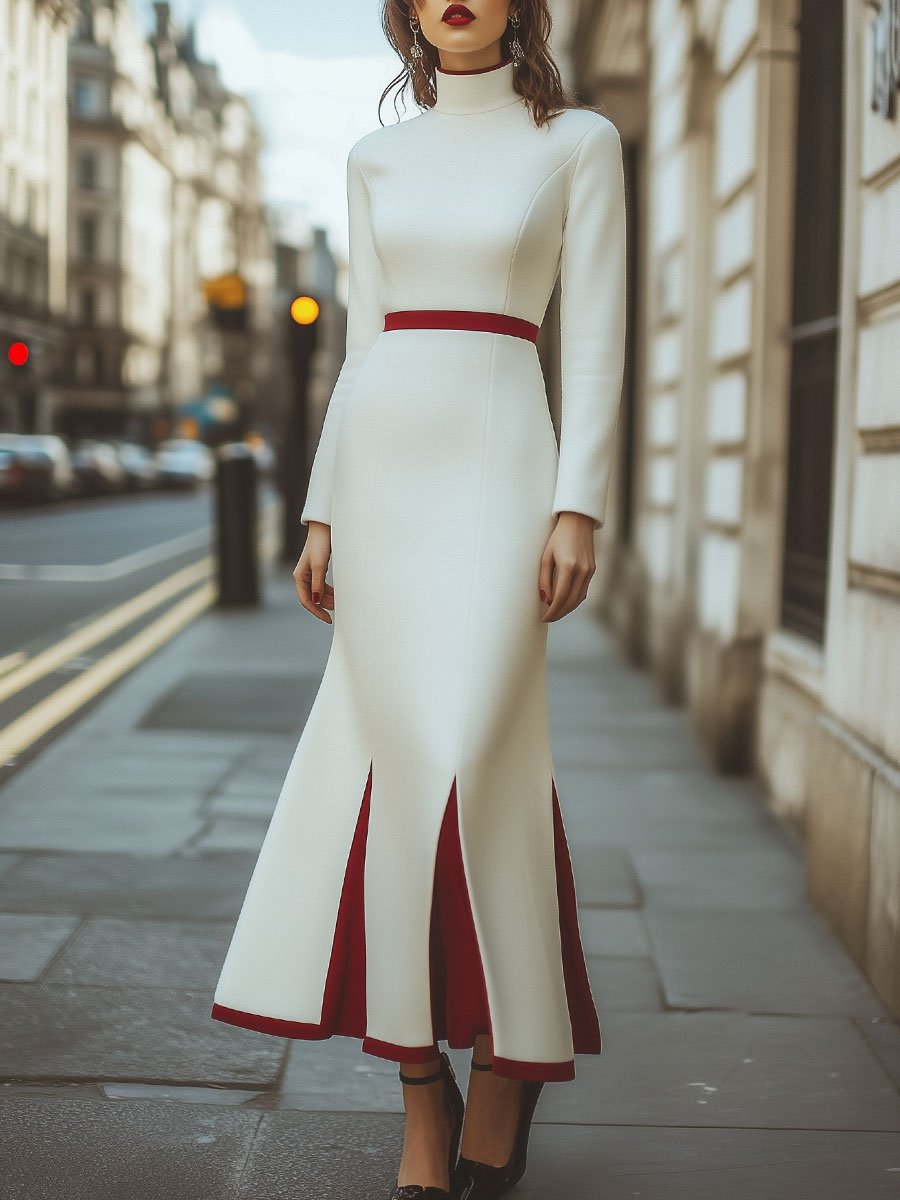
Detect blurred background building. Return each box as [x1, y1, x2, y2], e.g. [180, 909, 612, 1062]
[56, 0, 275, 443]
[0, 0, 74, 432]
[563, 0, 899, 1019]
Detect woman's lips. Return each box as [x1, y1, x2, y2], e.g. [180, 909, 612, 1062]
[442, 5, 475, 24]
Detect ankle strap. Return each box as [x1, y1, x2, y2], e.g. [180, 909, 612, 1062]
[470, 1058, 493, 1071]
[398, 1065, 443, 1086]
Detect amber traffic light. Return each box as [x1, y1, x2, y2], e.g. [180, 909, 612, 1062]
[290, 296, 320, 325]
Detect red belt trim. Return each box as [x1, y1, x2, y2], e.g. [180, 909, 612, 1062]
[383, 309, 539, 343]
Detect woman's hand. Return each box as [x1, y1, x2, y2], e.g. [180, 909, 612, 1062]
[293, 521, 335, 623]
[538, 511, 598, 622]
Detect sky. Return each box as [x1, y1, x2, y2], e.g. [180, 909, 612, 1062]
[139, 0, 413, 256]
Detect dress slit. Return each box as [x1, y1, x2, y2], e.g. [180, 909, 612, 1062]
[212, 762, 601, 1080]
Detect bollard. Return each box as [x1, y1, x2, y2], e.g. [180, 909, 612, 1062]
[215, 442, 260, 606]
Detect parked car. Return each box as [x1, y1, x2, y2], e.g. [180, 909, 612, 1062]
[112, 440, 160, 491]
[0, 436, 30, 501]
[0, 433, 75, 503]
[155, 438, 215, 488]
[71, 439, 127, 495]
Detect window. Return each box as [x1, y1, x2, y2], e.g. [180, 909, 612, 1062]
[72, 77, 107, 119]
[780, 0, 843, 643]
[78, 214, 97, 258]
[80, 287, 96, 325]
[77, 150, 97, 190]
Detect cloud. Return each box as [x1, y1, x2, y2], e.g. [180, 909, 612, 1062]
[194, 0, 410, 251]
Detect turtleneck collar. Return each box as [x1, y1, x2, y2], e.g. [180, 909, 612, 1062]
[432, 57, 519, 115]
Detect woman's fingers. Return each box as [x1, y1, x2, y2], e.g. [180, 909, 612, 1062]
[538, 548, 555, 609]
[540, 555, 594, 622]
[541, 560, 578, 621]
[293, 529, 334, 623]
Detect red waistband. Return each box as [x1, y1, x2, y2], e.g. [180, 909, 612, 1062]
[383, 309, 539, 343]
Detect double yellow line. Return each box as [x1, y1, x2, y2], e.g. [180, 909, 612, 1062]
[0, 503, 282, 765]
[0, 563, 215, 764]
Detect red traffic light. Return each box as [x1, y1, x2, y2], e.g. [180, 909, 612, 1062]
[8, 342, 29, 366]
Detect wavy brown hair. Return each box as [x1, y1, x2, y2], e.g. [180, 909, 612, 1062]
[378, 1, 596, 129]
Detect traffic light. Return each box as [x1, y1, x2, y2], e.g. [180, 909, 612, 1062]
[202, 273, 248, 332]
[281, 294, 322, 563]
[7, 341, 29, 366]
[286, 294, 321, 377]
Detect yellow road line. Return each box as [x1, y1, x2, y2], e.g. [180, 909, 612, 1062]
[0, 652, 27, 678]
[0, 557, 213, 706]
[0, 497, 283, 761]
[0, 581, 215, 764]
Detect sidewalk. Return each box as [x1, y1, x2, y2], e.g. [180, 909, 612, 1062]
[0, 554, 899, 1199]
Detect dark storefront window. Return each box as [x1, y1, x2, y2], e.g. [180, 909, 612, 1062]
[780, 0, 844, 643]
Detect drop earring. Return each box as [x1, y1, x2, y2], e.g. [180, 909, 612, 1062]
[408, 9, 424, 76]
[509, 9, 524, 67]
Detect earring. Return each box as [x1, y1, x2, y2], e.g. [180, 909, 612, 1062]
[509, 9, 524, 67]
[408, 10, 424, 75]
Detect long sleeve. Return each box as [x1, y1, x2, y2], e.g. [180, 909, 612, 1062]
[300, 141, 384, 527]
[552, 117, 627, 530]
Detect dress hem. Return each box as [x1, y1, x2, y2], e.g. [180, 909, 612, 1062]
[209, 1003, 579, 1081]
[210, 767, 601, 1084]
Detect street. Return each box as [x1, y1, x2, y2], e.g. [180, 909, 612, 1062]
[0, 484, 279, 781]
[0, 554, 898, 1198]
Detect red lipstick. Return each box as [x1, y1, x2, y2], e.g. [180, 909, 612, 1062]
[442, 4, 475, 25]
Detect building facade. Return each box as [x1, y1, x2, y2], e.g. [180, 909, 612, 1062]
[57, 0, 273, 442]
[567, 0, 900, 1018]
[0, 0, 74, 432]
[150, 6, 275, 437]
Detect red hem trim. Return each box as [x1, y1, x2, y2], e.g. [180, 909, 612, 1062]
[383, 309, 539, 343]
[211, 767, 601, 1083]
[209, 1005, 577, 1081]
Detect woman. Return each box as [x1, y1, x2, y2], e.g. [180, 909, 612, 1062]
[211, 2, 626, 1197]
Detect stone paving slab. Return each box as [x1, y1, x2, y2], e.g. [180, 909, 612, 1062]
[0, 790, 206, 854]
[236, 1109, 404, 1198]
[3, 1095, 899, 1200]
[539, 1010, 900, 1131]
[0, 913, 80, 981]
[557, 768, 788, 851]
[279, 1036, 408, 1112]
[632, 843, 807, 910]
[207, 793, 278, 818]
[0, 984, 285, 1087]
[645, 908, 892, 1018]
[588, 955, 664, 1012]
[0, 852, 255, 918]
[0, 851, 23, 880]
[0, 1096, 259, 1200]
[856, 1015, 900, 1092]
[569, 843, 642, 906]
[42, 918, 231, 989]
[517, 1125, 900, 1200]
[140, 671, 320, 735]
[192, 816, 269, 853]
[551, 723, 709, 770]
[579, 907, 653, 956]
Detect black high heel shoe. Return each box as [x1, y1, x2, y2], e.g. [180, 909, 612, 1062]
[450, 1058, 545, 1200]
[390, 1050, 465, 1200]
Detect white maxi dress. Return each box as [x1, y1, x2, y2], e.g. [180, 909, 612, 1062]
[212, 58, 626, 1083]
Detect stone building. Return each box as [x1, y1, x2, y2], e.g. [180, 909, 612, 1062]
[0, 0, 75, 432]
[57, 0, 273, 441]
[565, 0, 900, 1018]
[148, 4, 274, 436]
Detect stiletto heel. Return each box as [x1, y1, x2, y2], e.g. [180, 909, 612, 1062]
[390, 1050, 465, 1200]
[451, 1056, 545, 1200]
